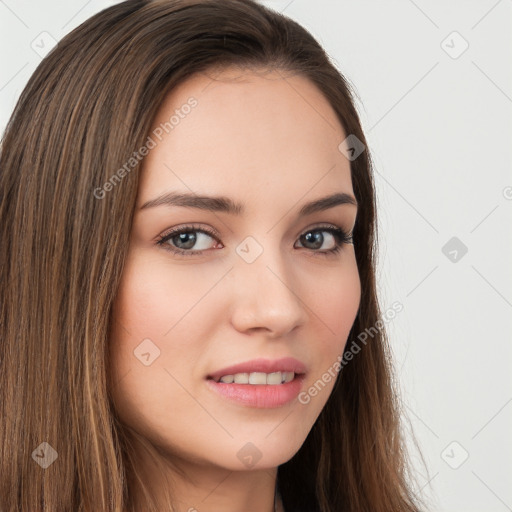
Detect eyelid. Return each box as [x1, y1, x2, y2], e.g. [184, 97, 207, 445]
[156, 223, 220, 243]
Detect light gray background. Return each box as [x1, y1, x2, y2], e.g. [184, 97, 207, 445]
[1, 1, 511, 511]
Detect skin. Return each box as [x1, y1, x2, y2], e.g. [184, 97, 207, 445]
[109, 66, 361, 512]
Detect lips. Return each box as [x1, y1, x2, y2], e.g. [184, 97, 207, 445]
[206, 357, 307, 381]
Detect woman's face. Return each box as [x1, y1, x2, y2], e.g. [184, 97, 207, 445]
[110, 67, 361, 472]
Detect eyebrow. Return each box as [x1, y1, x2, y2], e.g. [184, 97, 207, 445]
[139, 191, 357, 216]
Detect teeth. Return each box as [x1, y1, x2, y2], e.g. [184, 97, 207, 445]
[218, 371, 295, 385]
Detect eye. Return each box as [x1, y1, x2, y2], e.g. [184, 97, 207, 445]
[156, 223, 353, 257]
[156, 224, 220, 256]
[295, 225, 353, 256]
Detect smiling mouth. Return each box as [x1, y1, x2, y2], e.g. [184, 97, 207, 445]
[207, 371, 303, 385]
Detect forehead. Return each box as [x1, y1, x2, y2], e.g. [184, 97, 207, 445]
[138, 67, 353, 211]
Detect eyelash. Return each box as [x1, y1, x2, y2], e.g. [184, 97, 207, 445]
[155, 223, 353, 258]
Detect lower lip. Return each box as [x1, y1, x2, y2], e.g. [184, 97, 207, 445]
[205, 375, 305, 408]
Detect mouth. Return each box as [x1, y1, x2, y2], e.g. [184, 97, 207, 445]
[205, 372, 306, 408]
[204, 358, 307, 408]
[206, 371, 302, 385]
[206, 356, 307, 383]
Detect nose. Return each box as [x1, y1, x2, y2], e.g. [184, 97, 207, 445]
[228, 246, 309, 338]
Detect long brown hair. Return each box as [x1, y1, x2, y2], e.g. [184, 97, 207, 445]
[0, 0, 426, 510]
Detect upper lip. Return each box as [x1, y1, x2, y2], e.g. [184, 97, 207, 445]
[207, 357, 307, 380]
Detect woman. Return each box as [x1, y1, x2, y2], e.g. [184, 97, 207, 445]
[0, 0, 425, 510]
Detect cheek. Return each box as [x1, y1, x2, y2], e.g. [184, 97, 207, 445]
[258, 257, 358, 423]
[305, 255, 361, 346]
[108, 250, 226, 388]
[111, 251, 217, 343]
[299, 256, 360, 401]
[327, 263, 360, 336]
[108, 254, 214, 437]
